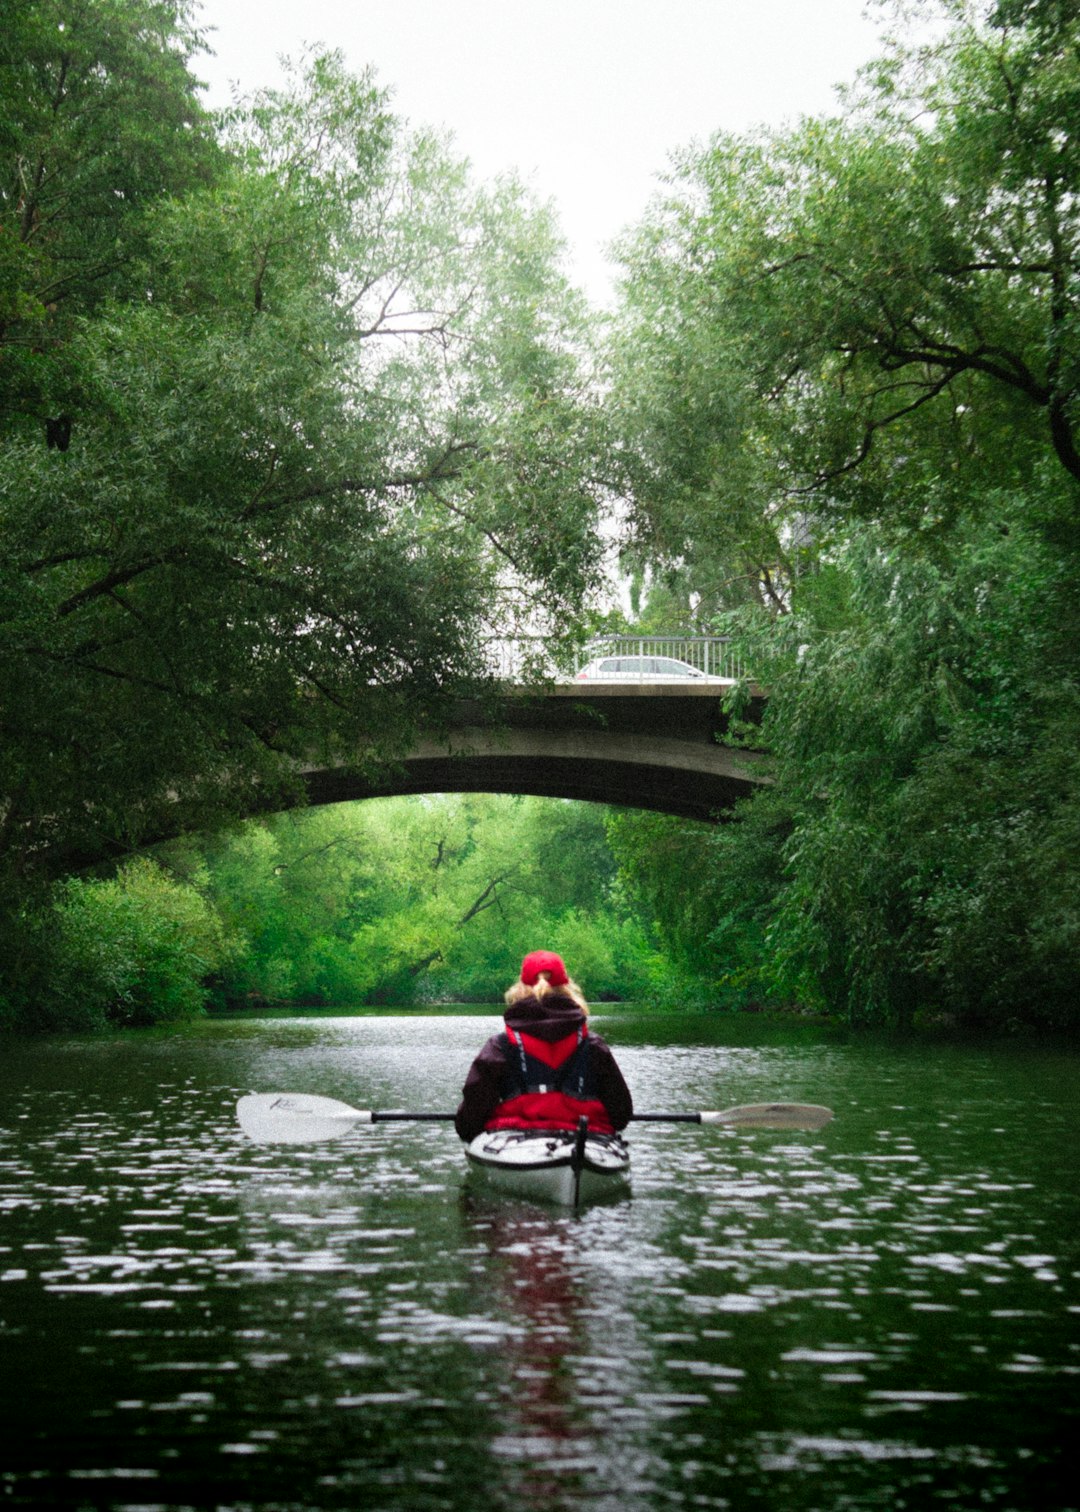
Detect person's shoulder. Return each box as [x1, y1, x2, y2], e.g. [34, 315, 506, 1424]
[476, 1030, 509, 1058]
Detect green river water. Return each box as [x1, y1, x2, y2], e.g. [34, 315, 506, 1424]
[0, 1011, 1076, 1511]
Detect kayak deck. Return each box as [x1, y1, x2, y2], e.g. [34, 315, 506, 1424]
[465, 1127, 631, 1208]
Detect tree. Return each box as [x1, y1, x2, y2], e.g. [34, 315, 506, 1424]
[179, 795, 649, 1008]
[0, 0, 222, 437]
[1, 33, 607, 931]
[604, 0, 1080, 1028]
[609, 0, 1080, 608]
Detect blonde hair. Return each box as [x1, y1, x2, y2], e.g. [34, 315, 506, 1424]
[505, 974, 589, 1014]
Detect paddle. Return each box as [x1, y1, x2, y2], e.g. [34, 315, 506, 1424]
[236, 1092, 833, 1145]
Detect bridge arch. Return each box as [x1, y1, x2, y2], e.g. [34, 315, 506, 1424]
[302, 684, 767, 824]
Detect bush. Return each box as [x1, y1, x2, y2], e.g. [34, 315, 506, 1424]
[44, 858, 232, 1029]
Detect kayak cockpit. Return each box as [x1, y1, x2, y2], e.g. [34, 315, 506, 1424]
[464, 1124, 631, 1208]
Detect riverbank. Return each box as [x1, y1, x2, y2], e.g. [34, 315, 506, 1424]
[201, 999, 1080, 1053]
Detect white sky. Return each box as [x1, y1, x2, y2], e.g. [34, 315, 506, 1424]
[194, 0, 888, 306]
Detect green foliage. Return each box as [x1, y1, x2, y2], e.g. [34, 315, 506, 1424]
[609, 0, 1080, 607]
[607, 508, 1080, 1028]
[765, 509, 1080, 1026]
[1, 8, 609, 1023]
[603, 0, 1080, 1030]
[605, 795, 794, 1011]
[9, 0, 1079, 1038]
[180, 795, 651, 1008]
[32, 857, 232, 1031]
[604, 811, 719, 979]
[0, 0, 222, 432]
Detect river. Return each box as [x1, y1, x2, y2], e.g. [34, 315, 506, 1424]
[1, 1011, 1076, 1510]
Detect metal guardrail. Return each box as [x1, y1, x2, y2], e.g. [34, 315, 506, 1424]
[482, 635, 742, 683]
[576, 635, 742, 681]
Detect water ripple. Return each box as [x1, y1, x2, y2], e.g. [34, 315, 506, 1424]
[0, 1017, 1075, 1510]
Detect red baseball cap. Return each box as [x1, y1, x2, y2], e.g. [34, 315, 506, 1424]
[520, 950, 569, 987]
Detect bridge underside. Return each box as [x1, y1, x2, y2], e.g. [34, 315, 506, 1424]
[302, 696, 767, 823]
[304, 753, 752, 823]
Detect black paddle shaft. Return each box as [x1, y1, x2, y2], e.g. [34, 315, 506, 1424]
[372, 1112, 457, 1122]
[630, 1112, 702, 1123]
[370, 1112, 707, 1124]
[369, 1111, 704, 1123]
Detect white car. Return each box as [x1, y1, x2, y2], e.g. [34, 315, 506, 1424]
[575, 654, 706, 681]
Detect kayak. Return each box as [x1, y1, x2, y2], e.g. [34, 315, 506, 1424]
[464, 1125, 631, 1208]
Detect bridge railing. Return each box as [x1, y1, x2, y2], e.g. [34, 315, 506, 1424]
[480, 635, 743, 683]
[575, 635, 743, 681]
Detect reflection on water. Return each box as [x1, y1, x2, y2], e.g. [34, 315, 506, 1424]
[0, 1014, 1077, 1509]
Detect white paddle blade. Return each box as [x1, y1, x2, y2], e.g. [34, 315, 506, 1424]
[701, 1103, 834, 1131]
[237, 1093, 372, 1144]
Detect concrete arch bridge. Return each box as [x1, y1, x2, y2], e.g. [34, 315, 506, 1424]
[304, 637, 768, 824]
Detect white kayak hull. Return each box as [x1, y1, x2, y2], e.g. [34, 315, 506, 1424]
[465, 1128, 631, 1207]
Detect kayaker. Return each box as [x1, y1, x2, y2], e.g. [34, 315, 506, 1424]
[454, 950, 633, 1142]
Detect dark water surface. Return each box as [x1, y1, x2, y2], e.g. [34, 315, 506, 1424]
[0, 1013, 1076, 1511]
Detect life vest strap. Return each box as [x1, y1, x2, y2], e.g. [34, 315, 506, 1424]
[489, 1023, 609, 1134]
[505, 1023, 585, 1078]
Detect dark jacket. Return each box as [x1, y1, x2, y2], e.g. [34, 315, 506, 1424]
[454, 991, 633, 1142]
